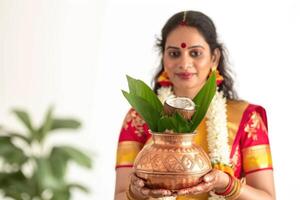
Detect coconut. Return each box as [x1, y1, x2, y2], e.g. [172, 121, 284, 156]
[163, 97, 195, 120]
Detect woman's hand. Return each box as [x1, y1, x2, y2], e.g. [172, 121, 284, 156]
[176, 169, 230, 196]
[130, 173, 173, 199]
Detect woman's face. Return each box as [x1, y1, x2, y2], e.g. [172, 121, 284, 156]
[163, 26, 219, 94]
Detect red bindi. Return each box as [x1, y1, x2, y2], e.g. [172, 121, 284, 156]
[181, 42, 187, 48]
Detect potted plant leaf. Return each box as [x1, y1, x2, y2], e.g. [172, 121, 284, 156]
[0, 107, 92, 200]
[122, 71, 216, 191]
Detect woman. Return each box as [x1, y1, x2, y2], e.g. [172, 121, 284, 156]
[115, 11, 275, 200]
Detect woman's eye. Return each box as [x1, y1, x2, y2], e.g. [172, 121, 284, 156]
[168, 51, 180, 58]
[190, 51, 202, 57]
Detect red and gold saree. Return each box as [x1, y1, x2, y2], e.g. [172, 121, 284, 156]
[116, 100, 273, 199]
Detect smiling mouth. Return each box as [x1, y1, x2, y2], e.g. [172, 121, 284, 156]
[175, 72, 195, 80]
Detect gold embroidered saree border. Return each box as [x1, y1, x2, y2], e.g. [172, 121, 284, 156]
[242, 144, 273, 174]
[116, 141, 143, 168]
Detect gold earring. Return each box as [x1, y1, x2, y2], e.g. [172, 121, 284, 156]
[212, 66, 217, 71]
[211, 66, 224, 86]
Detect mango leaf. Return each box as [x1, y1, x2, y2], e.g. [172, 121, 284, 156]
[157, 113, 190, 133]
[174, 113, 192, 133]
[122, 91, 160, 131]
[126, 75, 163, 113]
[157, 116, 176, 132]
[191, 72, 216, 130]
[0, 136, 28, 165]
[12, 109, 34, 132]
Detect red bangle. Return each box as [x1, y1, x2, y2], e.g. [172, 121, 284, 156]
[215, 174, 234, 196]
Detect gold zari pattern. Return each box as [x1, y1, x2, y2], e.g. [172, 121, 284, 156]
[123, 109, 146, 137]
[244, 111, 267, 141]
[242, 144, 272, 173]
[117, 141, 143, 166]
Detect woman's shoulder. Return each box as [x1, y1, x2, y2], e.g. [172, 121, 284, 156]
[227, 99, 268, 130]
[227, 99, 267, 113]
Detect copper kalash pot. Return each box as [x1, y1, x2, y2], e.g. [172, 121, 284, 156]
[133, 132, 212, 190]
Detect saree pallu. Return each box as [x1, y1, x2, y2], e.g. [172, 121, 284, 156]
[116, 100, 273, 200]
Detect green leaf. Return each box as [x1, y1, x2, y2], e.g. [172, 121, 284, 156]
[51, 119, 81, 130]
[174, 113, 191, 132]
[49, 147, 68, 179]
[0, 136, 28, 165]
[0, 171, 26, 186]
[51, 146, 92, 169]
[126, 75, 163, 113]
[191, 72, 216, 130]
[122, 91, 160, 131]
[52, 190, 70, 200]
[0, 171, 32, 199]
[157, 113, 190, 133]
[8, 132, 31, 144]
[36, 107, 81, 142]
[60, 146, 92, 168]
[157, 116, 175, 132]
[12, 109, 34, 132]
[36, 118, 81, 142]
[35, 158, 64, 191]
[37, 106, 54, 142]
[6, 180, 35, 199]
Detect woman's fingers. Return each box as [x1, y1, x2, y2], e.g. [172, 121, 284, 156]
[132, 182, 173, 198]
[177, 171, 219, 196]
[177, 184, 204, 195]
[131, 173, 145, 187]
[203, 169, 218, 183]
[130, 183, 149, 199]
[131, 170, 224, 197]
[130, 173, 173, 198]
[177, 181, 214, 195]
[149, 189, 173, 197]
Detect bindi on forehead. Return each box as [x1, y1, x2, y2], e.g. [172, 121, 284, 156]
[181, 42, 187, 48]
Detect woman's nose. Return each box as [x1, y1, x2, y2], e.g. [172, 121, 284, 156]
[178, 54, 193, 69]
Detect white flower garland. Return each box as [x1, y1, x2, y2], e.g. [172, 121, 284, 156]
[157, 86, 176, 103]
[206, 90, 231, 166]
[157, 86, 230, 200]
[206, 90, 230, 200]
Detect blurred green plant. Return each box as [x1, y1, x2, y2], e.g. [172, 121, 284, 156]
[0, 107, 92, 200]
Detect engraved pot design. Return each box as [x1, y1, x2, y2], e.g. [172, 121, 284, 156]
[133, 133, 212, 190]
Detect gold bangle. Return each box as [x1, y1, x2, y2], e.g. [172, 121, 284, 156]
[225, 178, 243, 200]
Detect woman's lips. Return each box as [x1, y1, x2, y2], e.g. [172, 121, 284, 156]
[175, 72, 195, 80]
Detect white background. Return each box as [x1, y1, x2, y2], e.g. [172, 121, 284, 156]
[0, 0, 299, 199]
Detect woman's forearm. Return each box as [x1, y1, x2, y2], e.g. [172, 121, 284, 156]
[237, 184, 275, 200]
[115, 191, 127, 200]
